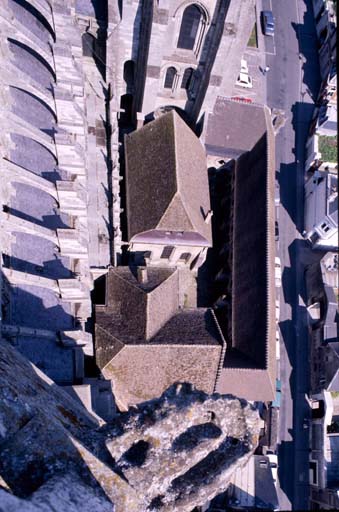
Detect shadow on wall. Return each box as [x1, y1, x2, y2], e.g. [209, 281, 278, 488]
[80, 0, 108, 80]
[277, 101, 315, 235]
[5, 255, 73, 281]
[1, 269, 75, 331]
[291, 1, 321, 102]
[276, 238, 313, 507]
[184, 2, 230, 123]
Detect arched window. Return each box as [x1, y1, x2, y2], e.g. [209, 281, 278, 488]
[177, 4, 202, 50]
[164, 67, 177, 89]
[123, 60, 135, 87]
[82, 32, 95, 58]
[181, 67, 194, 89]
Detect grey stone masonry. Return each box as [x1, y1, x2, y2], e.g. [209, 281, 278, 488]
[107, 0, 255, 123]
[0, 0, 97, 384]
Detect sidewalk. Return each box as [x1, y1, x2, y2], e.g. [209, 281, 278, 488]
[230, 0, 268, 105]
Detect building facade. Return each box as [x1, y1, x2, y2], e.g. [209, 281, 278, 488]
[304, 170, 338, 250]
[309, 391, 339, 510]
[108, 0, 255, 124]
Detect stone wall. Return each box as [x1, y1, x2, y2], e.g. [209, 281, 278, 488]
[0, 339, 260, 512]
[108, 0, 255, 123]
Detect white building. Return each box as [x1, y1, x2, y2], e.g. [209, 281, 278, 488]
[304, 170, 338, 250]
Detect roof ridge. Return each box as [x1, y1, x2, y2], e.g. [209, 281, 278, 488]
[156, 191, 194, 232]
[111, 267, 147, 294]
[172, 112, 210, 237]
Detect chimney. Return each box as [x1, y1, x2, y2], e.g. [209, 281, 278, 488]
[204, 210, 213, 224]
[137, 267, 148, 284]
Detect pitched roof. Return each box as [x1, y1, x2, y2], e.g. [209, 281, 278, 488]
[204, 97, 268, 159]
[149, 309, 223, 346]
[216, 106, 276, 402]
[95, 267, 224, 371]
[96, 266, 179, 343]
[125, 110, 212, 244]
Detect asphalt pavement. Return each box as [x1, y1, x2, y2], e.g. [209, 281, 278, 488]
[260, 0, 321, 509]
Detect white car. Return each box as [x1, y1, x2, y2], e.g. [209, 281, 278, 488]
[240, 58, 249, 74]
[236, 59, 253, 88]
[267, 453, 278, 484]
[275, 257, 282, 288]
[236, 72, 253, 88]
[275, 298, 280, 322]
[276, 328, 280, 360]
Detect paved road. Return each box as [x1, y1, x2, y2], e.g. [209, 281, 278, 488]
[261, 0, 321, 509]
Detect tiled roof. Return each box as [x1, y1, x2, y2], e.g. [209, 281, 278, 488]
[95, 267, 224, 373]
[204, 97, 268, 159]
[125, 110, 212, 244]
[216, 106, 276, 402]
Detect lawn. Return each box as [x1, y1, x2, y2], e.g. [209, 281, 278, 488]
[247, 22, 258, 48]
[318, 135, 337, 163]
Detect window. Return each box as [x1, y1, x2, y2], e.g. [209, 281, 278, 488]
[177, 5, 202, 50]
[161, 246, 174, 259]
[164, 67, 177, 89]
[179, 252, 191, 263]
[181, 68, 194, 89]
[123, 60, 135, 88]
[309, 460, 318, 485]
[321, 222, 330, 232]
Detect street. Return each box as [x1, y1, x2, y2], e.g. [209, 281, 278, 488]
[262, 0, 321, 509]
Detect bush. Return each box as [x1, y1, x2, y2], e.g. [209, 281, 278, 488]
[319, 135, 337, 163]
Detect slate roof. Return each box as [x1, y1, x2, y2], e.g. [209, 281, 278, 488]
[216, 106, 276, 401]
[125, 110, 212, 244]
[204, 97, 268, 159]
[149, 309, 223, 346]
[95, 267, 224, 371]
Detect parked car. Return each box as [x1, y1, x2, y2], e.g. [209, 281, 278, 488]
[275, 221, 279, 242]
[261, 10, 275, 36]
[276, 328, 280, 360]
[275, 182, 280, 206]
[240, 58, 249, 74]
[275, 299, 280, 322]
[236, 72, 253, 89]
[266, 452, 278, 483]
[275, 256, 281, 288]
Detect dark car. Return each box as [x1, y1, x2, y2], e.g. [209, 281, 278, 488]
[275, 221, 279, 241]
[261, 10, 275, 36]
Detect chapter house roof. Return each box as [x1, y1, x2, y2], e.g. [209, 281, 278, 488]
[124, 110, 212, 245]
[95, 267, 224, 370]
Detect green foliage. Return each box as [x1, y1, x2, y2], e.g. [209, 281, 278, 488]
[247, 23, 258, 48]
[319, 135, 337, 163]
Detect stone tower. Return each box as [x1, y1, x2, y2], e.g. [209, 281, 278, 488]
[108, 0, 255, 125]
